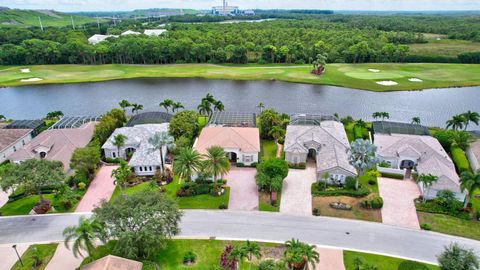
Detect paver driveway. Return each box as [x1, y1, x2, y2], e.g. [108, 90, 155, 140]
[75, 165, 118, 212]
[226, 167, 258, 211]
[378, 177, 421, 229]
[317, 248, 346, 270]
[280, 163, 317, 216]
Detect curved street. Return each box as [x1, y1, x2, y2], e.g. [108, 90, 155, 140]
[1, 210, 480, 264]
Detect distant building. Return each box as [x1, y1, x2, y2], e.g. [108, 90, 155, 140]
[212, 0, 240, 16]
[121, 30, 141, 36]
[88, 34, 118, 45]
[144, 29, 167, 36]
[0, 128, 34, 164]
[244, 10, 255, 16]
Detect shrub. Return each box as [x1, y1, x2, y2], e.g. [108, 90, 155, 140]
[368, 179, 377, 185]
[220, 245, 237, 270]
[183, 251, 197, 264]
[312, 208, 321, 216]
[380, 172, 404, 179]
[312, 185, 370, 198]
[77, 182, 86, 190]
[345, 177, 357, 190]
[74, 170, 89, 185]
[378, 161, 391, 168]
[236, 162, 245, 167]
[420, 223, 431, 230]
[451, 146, 471, 173]
[219, 203, 227, 209]
[433, 130, 456, 150]
[361, 196, 383, 209]
[353, 125, 364, 140]
[288, 162, 306, 169]
[105, 157, 121, 164]
[398, 260, 429, 270]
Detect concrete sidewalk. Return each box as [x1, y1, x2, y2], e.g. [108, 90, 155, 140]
[45, 244, 84, 270]
[0, 244, 28, 270]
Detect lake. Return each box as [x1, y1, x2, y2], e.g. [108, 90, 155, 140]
[0, 78, 479, 129]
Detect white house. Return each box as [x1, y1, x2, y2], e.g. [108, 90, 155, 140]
[143, 29, 167, 36]
[284, 119, 357, 184]
[0, 129, 33, 164]
[193, 126, 260, 166]
[88, 34, 118, 45]
[121, 30, 141, 36]
[102, 124, 170, 176]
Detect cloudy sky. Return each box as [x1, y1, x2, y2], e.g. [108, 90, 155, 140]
[2, 0, 479, 12]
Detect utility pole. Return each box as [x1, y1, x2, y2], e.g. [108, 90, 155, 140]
[71, 16, 76, 30]
[38, 16, 44, 31]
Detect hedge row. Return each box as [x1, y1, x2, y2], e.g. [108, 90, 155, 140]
[379, 172, 404, 180]
[451, 146, 472, 173]
[288, 163, 306, 169]
[8, 187, 58, 202]
[312, 184, 370, 198]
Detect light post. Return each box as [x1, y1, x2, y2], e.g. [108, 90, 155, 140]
[12, 244, 24, 267]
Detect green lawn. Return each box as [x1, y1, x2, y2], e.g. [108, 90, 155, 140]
[409, 39, 480, 57]
[110, 179, 230, 209]
[258, 192, 281, 212]
[198, 116, 208, 129]
[11, 243, 58, 270]
[0, 9, 101, 28]
[2, 63, 480, 91]
[344, 250, 439, 270]
[260, 140, 277, 161]
[417, 212, 480, 240]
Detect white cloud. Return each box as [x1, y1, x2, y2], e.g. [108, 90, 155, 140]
[1, 0, 479, 12]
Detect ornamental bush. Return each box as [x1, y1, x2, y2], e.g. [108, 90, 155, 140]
[380, 172, 404, 180]
[451, 146, 471, 173]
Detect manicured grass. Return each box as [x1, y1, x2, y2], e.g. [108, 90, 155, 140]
[261, 140, 277, 161]
[417, 212, 480, 240]
[409, 39, 480, 57]
[2, 63, 480, 91]
[198, 116, 208, 129]
[344, 250, 439, 270]
[110, 179, 230, 209]
[11, 243, 58, 270]
[82, 239, 280, 270]
[258, 191, 281, 212]
[0, 9, 101, 28]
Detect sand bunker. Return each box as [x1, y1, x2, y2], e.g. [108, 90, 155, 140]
[408, 78, 423, 82]
[20, 68, 30, 73]
[368, 69, 380, 73]
[20, 78, 43, 82]
[376, 80, 398, 86]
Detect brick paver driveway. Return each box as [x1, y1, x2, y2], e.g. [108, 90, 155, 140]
[75, 165, 118, 212]
[226, 167, 258, 211]
[378, 177, 421, 229]
[280, 163, 317, 216]
[317, 248, 346, 270]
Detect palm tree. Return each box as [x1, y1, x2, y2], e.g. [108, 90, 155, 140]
[63, 216, 103, 258]
[131, 103, 143, 115]
[243, 240, 261, 270]
[347, 139, 380, 190]
[213, 100, 225, 112]
[204, 93, 216, 103]
[197, 99, 212, 117]
[0, 114, 5, 121]
[159, 99, 174, 113]
[416, 174, 438, 203]
[446, 114, 466, 130]
[118, 100, 131, 112]
[111, 160, 132, 193]
[171, 101, 184, 112]
[460, 171, 480, 209]
[355, 119, 367, 129]
[381, 112, 390, 120]
[411, 117, 421, 125]
[148, 131, 175, 172]
[112, 134, 127, 159]
[173, 147, 203, 182]
[284, 239, 319, 270]
[229, 245, 248, 269]
[269, 125, 285, 157]
[461, 111, 480, 131]
[372, 112, 382, 120]
[451, 131, 473, 150]
[257, 102, 265, 113]
[203, 146, 231, 182]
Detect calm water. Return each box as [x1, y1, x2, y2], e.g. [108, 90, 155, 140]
[0, 78, 479, 129]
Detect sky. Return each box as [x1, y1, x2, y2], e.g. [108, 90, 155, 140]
[2, 0, 480, 12]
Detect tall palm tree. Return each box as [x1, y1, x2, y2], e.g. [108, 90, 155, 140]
[243, 240, 261, 270]
[159, 99, 174, 113]
[269, 125, 285, 157]
[347, 139, 380, 190]
[257, 102, 265, 113]
[0, 114, 6, 121]
[118, 100, 131, 112]
[197, 99, 212, 117]
[460, 171, 480, 209]
[204, 93, 216, 103]
[131, 103, 143, 115]
[446, 114, 466, 131]
[461, 111, 480, 131]
[451, 131, 474, 150]
[63, 216, 103, 258]
[112, 134, 127, 159]
[229, 245, 248, 269]
[381, 112, 390, 120]
[213, 100, 225, 112]
[173, 147, 203, 182]
[111, 160, 132, 193]
[284, 239, 320, 270]
[148, 131, 175, 172]
[171, 101, 184, 112]
[411, 117, 421, 125]
[203, 146, 231, 182]
[416, 174, 438, 203]
[355, 119, 367, 129]
[372, 112, 382, 120]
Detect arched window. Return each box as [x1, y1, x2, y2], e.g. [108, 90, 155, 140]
[39, 152, 47, 159]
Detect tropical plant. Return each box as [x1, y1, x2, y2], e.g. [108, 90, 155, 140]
[438, 243, 479, 270]
[111, 160, 132, 193]
[203, 146, 231, 182]
[46, 110, 64, 120]
[160, 99, 174, 113]
[461, 111, 480, 131]
[148, 131, 176, 172]
[446, 114, 466, 131]
[70, 145, 101, 179]
[172, 101, 185, 112]
[355, 119, 367, 128]
[269, 125, 285, 155]
[258, 109, 282, 139]
[451, 131, 474, 150]
[0, 114, 5, 121]
[412, 117, 421, 125]
[372, 112, 382, 120]
[131, 103, 143, 115]
[220, 245, 238, 270]
[213, 100, 225, 112]
[460, 171, 480, 209]
[256, 158, 289, 205]
[229, 245, 248, 269]
[258, 259, 287, 270]
[416, 174, 439, 203]
[284, 239, 319, 270]
[347, 139, 380, 190]
[312, 53, 327, 74]
[112, 134, 127, 159]
[243, 240, 262, 270]
[118, 99, 131, 112]
[381, 112, 390, 119]
[197, 99, 212, 116]
[63, 216, 104, 258]
[173, 147, 203, 182]
[169, 110, 200, 141]
[257, 102, 265, 113]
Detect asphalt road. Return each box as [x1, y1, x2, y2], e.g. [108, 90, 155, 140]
[1, 210, 479, 264]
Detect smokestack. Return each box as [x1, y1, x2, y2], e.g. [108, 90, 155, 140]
[223, 0, 226, 14]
